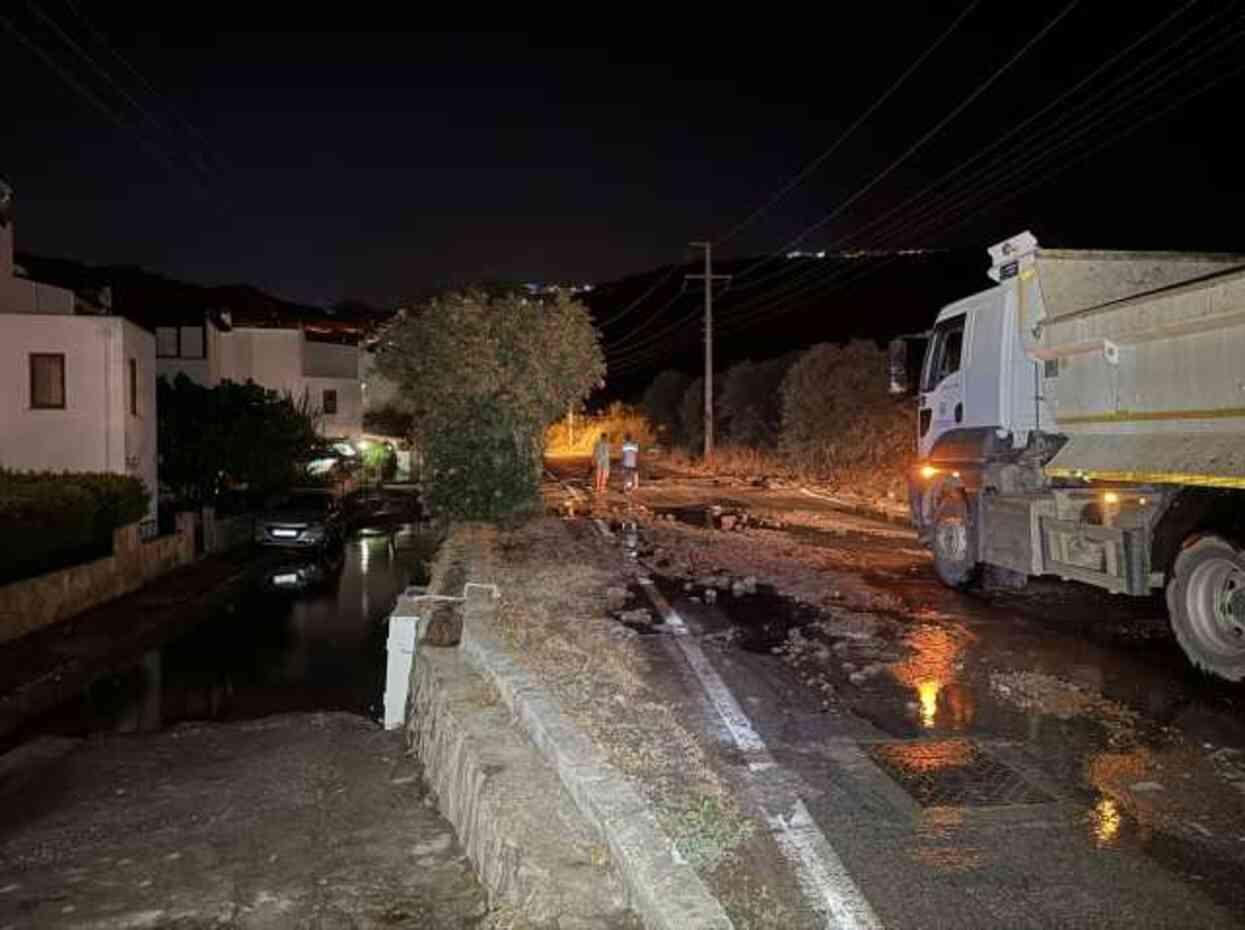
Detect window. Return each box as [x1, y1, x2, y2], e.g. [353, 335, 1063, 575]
[179, 325, 205, 359]
[30, 353, 66, 409]
[156, 327, 179, 357]
[129, 358, 138, 415]
[155, 325, 206, 359]
[322, 389, 338, 415]
[922, 316, 965, 391]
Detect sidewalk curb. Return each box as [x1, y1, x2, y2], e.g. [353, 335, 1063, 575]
[456, 574, 735, 930]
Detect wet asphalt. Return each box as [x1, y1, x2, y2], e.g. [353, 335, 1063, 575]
[547, 459, 1245, 928]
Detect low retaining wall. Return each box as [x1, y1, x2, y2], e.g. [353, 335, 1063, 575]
[0, 513, 196, 644]
[406, 525, 732, 930]
[403, 539, 634, 928]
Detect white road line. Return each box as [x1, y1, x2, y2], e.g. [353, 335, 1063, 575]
[638, 578, 882, 930]
[593, 518, 615, 540]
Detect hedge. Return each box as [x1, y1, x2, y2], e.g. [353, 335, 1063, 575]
[0, 470, 151, 584]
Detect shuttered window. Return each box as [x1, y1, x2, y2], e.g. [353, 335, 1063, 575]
[30, 353, 66, 409]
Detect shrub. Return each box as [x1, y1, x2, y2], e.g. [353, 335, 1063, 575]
[779, 340, 914, 490]
[720, 354, 797, 448]
[0, 469, 151, 584]
[641, 370, 691, 445]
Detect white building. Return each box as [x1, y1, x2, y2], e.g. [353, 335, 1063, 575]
[155, 317, 364, 439]
[0, 188, 158, 516]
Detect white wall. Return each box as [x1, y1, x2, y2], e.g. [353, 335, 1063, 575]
[0, 276, 75, 315]
[306, 376, 362, 438]
[0, 314, 121, 475]
[122, 320, 158, 517]
[216, 328, 304, 397]
[304, 340, 357, 378]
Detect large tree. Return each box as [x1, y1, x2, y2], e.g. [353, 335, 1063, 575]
[373, 290, 604, 519]
[157, 374, 320, 504]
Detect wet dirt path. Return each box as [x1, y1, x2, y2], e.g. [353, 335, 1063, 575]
[547, 459, 1245, 927]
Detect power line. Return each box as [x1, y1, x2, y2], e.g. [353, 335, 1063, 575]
[718, 2, 1231, 329]
[604, 2, 983, 343]
[712, 0, 983, 247]
[720, 51, 1245, 339]
[27, 1, 218, 190]
[731, 0, 1082, 287]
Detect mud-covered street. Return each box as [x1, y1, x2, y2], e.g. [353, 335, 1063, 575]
[547, 455, 1245, 927]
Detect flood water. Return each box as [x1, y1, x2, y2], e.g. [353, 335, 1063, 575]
[20, 525, 439, 741]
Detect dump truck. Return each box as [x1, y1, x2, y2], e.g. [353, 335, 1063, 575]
[894, 232, 1245, 680]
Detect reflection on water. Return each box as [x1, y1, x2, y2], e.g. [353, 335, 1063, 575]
[1090, 796, 1122, 847]
[917, 679, 939, 729]
[161, 529, 438, 726]
[889, 625, 977, 732]
[882, 737, 975, 772]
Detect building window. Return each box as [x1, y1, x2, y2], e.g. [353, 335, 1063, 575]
[322, 389, 338, 415]
[30, 353, 66, 409]
[156, 327, 179, 357]
[180, 325, 205, 359]
[155, 324, 206, 359]
[129, 358, 138, 415]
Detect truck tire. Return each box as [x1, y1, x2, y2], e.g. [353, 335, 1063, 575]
[1167, 535, 1245, 681]
[932, 491, 978, 589]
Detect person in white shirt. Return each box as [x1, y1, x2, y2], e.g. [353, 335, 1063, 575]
[621, 435, 640, 493]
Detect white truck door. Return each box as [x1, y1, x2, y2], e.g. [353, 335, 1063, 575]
[919, 312, 967, 460]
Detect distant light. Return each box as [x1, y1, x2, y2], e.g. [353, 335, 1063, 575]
[920, 464, 939, 480]
[1103, 491, 1120, 505]
[1139, 496, 1148, 506]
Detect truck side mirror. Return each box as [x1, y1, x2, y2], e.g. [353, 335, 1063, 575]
[888, 334, 928, 396]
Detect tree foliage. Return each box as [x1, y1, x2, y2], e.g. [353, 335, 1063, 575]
[779, 340, 913, 474]
[720, 354, 797, 448]
[374, 290, 604, 519]
[157, 374, 320, 504]
[641, 369, 691, 444]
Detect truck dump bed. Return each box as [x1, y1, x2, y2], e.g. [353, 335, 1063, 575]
[998, 234, 1245, 487]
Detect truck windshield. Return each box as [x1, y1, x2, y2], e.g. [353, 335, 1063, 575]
[922, 315, 965, 392]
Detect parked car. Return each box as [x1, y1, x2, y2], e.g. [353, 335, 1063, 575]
[254, 489, 344, 550]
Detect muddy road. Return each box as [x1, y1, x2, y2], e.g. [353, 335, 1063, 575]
[547, 455, 1245, 927]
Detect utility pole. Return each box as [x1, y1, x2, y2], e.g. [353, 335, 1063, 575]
[686, 242, 731, 460]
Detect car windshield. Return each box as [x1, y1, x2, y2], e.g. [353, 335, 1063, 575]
[273, 494, 333, 514]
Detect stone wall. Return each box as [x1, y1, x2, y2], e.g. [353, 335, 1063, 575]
[0, 512, 196, 644]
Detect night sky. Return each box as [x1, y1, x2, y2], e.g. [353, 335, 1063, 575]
[5, 5, 1245, 386]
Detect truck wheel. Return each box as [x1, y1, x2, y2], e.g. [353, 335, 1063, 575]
[1167, 535, 1245, 681]
[932, 492, 978, 589]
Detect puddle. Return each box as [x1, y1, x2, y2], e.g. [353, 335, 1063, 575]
[651, 575, 821, 653]
[12, 527, 439, 743]
[654, 506, 716, 528]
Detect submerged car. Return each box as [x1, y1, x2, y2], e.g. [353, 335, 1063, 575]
[254, 490, 344, 550]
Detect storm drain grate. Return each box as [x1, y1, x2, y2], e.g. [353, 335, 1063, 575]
[866, 739, 1054, 808]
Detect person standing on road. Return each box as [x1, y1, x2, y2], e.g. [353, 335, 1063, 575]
[592, 432, 611, 494]
[621, 434, 640, 493]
